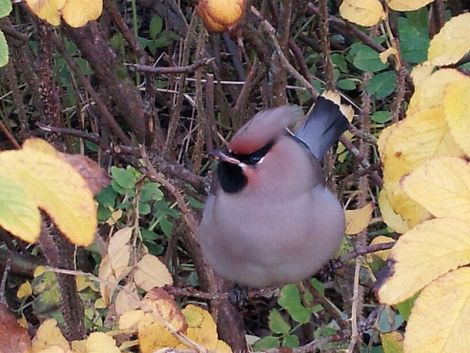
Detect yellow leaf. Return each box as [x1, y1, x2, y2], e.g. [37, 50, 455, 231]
[381, 107, 463, 227]
[138, 288, 187, 353]
[134, 254, 173, 292]
[378, 191, 409, 234]
[0, 175, 40, 243]
[215, 340, 233, 353]
[94, 298, 105, 309]
[444, 77, 470, 156]
[387, 0, 434, 11]
[0, 139, 97, 246]
[98, 254, 115, 306]
[38, 346, 71, 353]
[366, 236, 394, 263]
[17, 281, 32, 299]
[61, 0, 102, 28]
[71, 340, 87, 353]
[339, 0, 385, 27]
[402, 157, 470, 222]
[31, 319, 70, 353]
[379, 47, 398, 63]
[34, 266, 46, 277]
[179, 305, 218, 350]
[381, 331, 404, 353]
[344, 203, 373, 235]
[25, 0, 66, 26]
[86, 332, 120, 353]
[119, 309, 145, 331]
[378, 218, 470, 304]
[404, 267, 470, 353]
[408, 69, 465, 115]
[428, 13, 470, 66]
[410, 61, 434, 87]
[197, 0, 245, 32]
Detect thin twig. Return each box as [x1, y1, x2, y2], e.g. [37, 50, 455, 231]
[251, 6, 318, 98]
[132, 58, 214, 75]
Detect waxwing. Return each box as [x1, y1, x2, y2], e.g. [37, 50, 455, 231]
[198, 93, 350, 288]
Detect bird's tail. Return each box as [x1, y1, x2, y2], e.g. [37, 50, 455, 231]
[295, 92, 351, 159]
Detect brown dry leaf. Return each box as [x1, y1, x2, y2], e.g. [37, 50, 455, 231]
[108, 227, 133, 280]
[115, 282, 140, 316]
[197, 0, 245, 32]
[0, 304, 32, 353]
[344, 203, 373, 235]
[138, 288, 187, 353]
[61, 154, 110, 195]
[86, 332, 120, 353]
[98, 254, 116, 306]
[134, 254, 173, 292]
[31, 319, 70, 353]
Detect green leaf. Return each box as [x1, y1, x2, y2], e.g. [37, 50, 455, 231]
[337, 78, 357, 90]
[138, 202, 151, 215]
[396, 293, 418, 321]
[149, 15, 163, 39]
[282, 335, 299, 348]
[352, 44, 389, 72]
[253, 336, 280, 350]
[96, 185, 117, 208]
[377, 307, 404, 333]
[366, 71, 396, 99]
[111, 166, 138, 190]
[268, 309, 290, 335]
[0, 175, 40, 240]
[0, 30, 8, 68]
[381, 332, 404, 353]
[372, 111, 392, 124]
[331, 53, 348, 72]
[398, 17, 429, 64]
[140, 182, 163, 203]
[278, 284, 311, 324]
[0, 0, 12, 18]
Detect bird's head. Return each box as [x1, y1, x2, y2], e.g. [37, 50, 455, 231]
[211, 106, 305, 194]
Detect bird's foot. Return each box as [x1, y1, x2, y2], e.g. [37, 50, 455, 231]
[228, 285, 249, 310]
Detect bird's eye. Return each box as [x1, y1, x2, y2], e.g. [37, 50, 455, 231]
[249, 154, 261, 164]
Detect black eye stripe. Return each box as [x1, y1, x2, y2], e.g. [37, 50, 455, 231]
[230, 141, 274, 165]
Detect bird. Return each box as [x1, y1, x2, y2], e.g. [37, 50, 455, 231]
[198, 93, 350, 288]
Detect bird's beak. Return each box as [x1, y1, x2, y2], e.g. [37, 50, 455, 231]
[209, 150, 241, 165]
